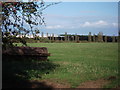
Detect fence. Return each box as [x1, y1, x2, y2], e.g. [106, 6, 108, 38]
[24, 32, 118, 43]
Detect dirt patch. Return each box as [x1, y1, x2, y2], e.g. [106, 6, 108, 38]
[77, 79, 110, 88]
[42, 80, 70, 88]
[30, 78, 111, 88]
[30, 80, 71, 88]
[3, 77, 115, 88]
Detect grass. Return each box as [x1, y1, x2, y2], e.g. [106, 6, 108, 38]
[3, 43, 118, 88]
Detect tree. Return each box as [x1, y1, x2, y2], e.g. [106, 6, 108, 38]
[1, 0, 60, 49]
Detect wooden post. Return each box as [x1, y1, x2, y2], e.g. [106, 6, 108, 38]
[93, 34, 96, 42]
[72, 35, 74, 41]
[112, 35, 115, 42]
[105, 35, 107, 42]
[116, 36, 118, 42]
[54, 35, 56, 41]
[78, 36, 80, 42]
[55, 35, 57, 41]
[97, 33, 100, 42]
[77, 36, 79, 42]
[56, 34, 58, 41]
[61, 36, 62, 41]
[98, 32, 103, 42]
[46, 33, 48, 38]
[75, 34, 77, 42]
[101, 33, 103, 42]
[49, 34, 51, 40]
[65, 32, 67, 42]
[55, 36, 57, 41]
[41, 32, 44, 38]
[88, 32, 92, 42]
[67, 35, 69, 41]
[52, 33, 54, 41]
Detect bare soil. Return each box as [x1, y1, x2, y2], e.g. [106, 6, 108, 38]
[30, 78, 110, 88]
[77, 79, 110, 88]
[30, 80, 70, 88]
[3, 78, 116, 89]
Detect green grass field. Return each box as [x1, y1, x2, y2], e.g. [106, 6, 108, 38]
[3, 43, 118, 88]
[28, 43, 118, 87]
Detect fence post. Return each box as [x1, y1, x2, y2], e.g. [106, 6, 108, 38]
[55, 34, 57, 41]
[101, 33, 103, 42]
[88, 32, 92, 42]
[112, 35, 115, 42]
[98, 32, 103, 42]
[78, 36, 80, 42]
[105, 35, 107, 42]
[49, 34, 52, 41]
[93, 34, 96, 42]
[41, 32, 44, 38]
[65, 32, 67, 42]
[67, 35, 69, 41]
[77, 36, 79, 42]
[116, 36, 118, 42]
[97, 33, 100, 42]
[72, 35, 74, 41]
[46, 33, 48, 38]
[61, 36, 62, 41]
[52, 33, 54, 41]
[75, 33, 77, 42]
